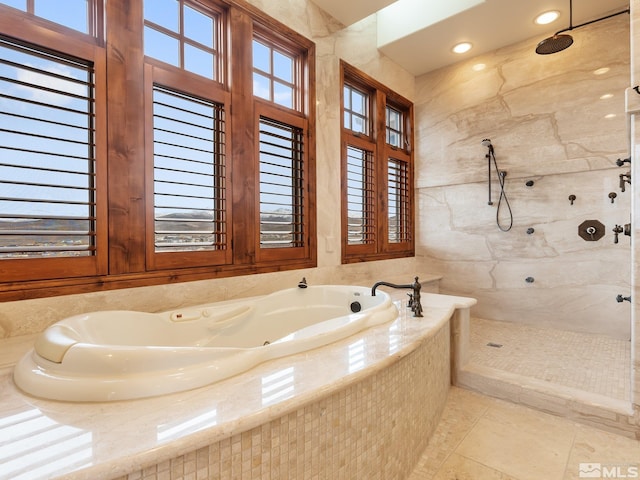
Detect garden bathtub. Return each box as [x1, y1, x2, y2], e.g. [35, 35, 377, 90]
[13, 285, 397, 401]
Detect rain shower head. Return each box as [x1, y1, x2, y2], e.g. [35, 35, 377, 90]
[535, 33, 574, 55]
[535, 0, 629, 55]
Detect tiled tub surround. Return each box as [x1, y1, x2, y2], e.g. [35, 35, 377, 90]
[0, 293, 475, 480]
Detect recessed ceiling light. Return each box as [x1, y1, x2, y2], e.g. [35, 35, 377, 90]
[535, 11, 560, 25]
[600, 93, 614, 100]
[452, 42, 472, 54]
[593, 67, 610, 75]
[604, 113, 617, 119]
[472, 63, 486, 71]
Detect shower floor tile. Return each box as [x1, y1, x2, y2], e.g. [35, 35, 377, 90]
[468, 318, 631, 402]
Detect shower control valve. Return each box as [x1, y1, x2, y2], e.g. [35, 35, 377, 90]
[578, 220, 604, 242]
[613, 224, 623, 244]
[619, 171, 631, 192]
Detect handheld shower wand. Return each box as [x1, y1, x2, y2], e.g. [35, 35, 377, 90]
[482, 139, 513, 232]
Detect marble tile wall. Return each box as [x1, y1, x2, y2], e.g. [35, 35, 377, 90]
[414, 14, 632, 340]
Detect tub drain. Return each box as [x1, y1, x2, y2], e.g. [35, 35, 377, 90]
[486, 342, 503, 348]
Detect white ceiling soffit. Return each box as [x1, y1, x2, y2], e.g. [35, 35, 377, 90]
[310, 0, 399, 26]
[377, 0, 485, 46]
[376, 0, 630, 76]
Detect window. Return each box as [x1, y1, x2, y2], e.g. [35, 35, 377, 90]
[0, 0, 315, 300]
[0, 26, 107, 285]
[386, 105, 404, 148]
[387, 158, 410, 243]
[258, 117, 304, 249]
[343, 84, 369, 135]
[151, 86, 227, 254]
[144, 1, 230, 270]
[144, 0, 221, 81]
[341, 61, 414, 263]
[0, 37, 97, 260]
[346, 146, 375, 245]
[252, 31, 313, 263]
[0, 0, 102, 37]
[253, 38, 297, 110]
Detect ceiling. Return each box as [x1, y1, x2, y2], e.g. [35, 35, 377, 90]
[310, 0, 630, 76]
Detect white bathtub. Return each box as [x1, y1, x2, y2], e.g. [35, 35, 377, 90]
[13, 285, 398, 402]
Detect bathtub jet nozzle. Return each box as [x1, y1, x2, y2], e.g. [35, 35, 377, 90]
[371, 277, 423, 317]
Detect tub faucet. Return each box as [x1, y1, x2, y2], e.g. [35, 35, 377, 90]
[371, 276, 423, 317]
[298, 277, 308, 289]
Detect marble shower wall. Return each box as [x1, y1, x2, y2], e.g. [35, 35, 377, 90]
[415, 14, 632, 339]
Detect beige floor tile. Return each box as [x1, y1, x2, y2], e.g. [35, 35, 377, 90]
[563, 424, 640, 479]
[408, 388, 494, 478]
[455, 417, 573, 480]
[433, 453, 518, 479]
[446, 386, 497, 413]
[409, 387, 640, 480]
[482, 398, 578, 441]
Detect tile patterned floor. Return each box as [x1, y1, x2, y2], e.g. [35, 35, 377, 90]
[409, 387, 640, 480]
[468, 318, 631, 401]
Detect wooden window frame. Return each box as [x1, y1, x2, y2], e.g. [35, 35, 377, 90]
[0, 0, 105, 39]
[344, 142, 376, 249]
[0, 11, 108, 285]
[247, 22, 315, 266]
[0, 0, 316, 301]
[144, 64, 233, 271]
[143, 0, 225, 83]
[255, 102, 311, 263]
[340, 61, 414, 264]
[343, 82, 371, 137]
